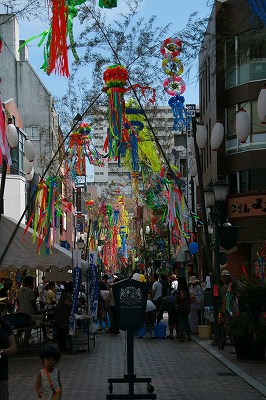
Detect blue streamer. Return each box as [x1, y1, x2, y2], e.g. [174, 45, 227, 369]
[168, 95, 191, 131]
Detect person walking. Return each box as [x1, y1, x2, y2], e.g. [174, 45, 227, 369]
[55, 281, 73, 351]
[152, 273, 162, 311]
[177, 277, 191, 342]
[35, 345, 62, 399]
[188, 276, 204, 335]
[170, 274, 178, 291]
[157, 289, 179, 339]
[17, 275, 38, 344]
[0, 298, 16, 400]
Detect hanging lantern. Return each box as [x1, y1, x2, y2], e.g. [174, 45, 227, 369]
[26, 166, 34, 182]
[211, 122, 224, 150]
[257, 86, 266, 124]
[24, 139, 35, 162]
[24, 157, 33, 174]
[190, 162, 197, 178]
[7, 122, 18, 148]
[196, 123, 207, 149]
[236, 108, 250, 143]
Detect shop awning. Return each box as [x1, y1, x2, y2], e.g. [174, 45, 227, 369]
[0, 215, 87, 271]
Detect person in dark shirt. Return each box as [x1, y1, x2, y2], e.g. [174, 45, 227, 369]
[97, 274, 109, 332]
[0, 299, 16, 400]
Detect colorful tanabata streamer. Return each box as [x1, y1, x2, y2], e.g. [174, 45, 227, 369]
[66, 121, 105, 181]
[0, 99, 12, 166]
[160, 37, 191, 131]
[102, 65, 156, 161]
[23, 177, 64, 255]
[20, 0, 86, 77]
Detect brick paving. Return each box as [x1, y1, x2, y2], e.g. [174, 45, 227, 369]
[8, 328, 266, 400]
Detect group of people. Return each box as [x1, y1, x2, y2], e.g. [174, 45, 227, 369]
[141, 273, 204, 341]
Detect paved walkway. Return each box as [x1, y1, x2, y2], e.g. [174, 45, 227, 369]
[8, 326, 266, 400]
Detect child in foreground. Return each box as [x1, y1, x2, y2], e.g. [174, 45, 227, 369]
[35, 345, 62, 399]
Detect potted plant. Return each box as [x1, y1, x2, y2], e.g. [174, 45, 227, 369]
[226, 312, 253, 360]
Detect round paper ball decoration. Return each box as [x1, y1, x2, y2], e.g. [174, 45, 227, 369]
[26, 166, 34, 182]
[7, 123, 18, 148]
[189, 242, 199, 255]
[24, 139, 35, 162]
[257, 86, 266, 124]
[132, 273, 140, 281]
[236, 109, 250, 143]
[211, 122, 224, 150]
[196, 123, 207, 149]
[24, 157, 33, 174]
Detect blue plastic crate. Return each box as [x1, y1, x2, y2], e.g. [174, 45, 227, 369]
[154, 322, 166, 338]
[138, 325, 146, 338]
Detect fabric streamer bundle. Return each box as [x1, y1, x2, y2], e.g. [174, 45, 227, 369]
[23, 177, 64, 255]
[160, 37, 191, 131]
[20, 0, 86, 77]
[103, 64, 129, 160]
[0, 101, 12, 166]
[66, 121, 104, 181]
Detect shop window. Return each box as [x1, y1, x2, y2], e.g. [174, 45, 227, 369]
[251, 168, 266, 191]
[228, 173, 238, 194]
[240, 170, 250, 192]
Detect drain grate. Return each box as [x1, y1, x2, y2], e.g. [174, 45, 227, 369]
[216, 372, 236, 376]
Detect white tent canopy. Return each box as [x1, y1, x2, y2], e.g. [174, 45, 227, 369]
[0, 215, 87, 271]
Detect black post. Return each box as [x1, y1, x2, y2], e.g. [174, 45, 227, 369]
[127, 327, 134, 396]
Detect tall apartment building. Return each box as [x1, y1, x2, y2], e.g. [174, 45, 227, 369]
[199, 0, 266, 277]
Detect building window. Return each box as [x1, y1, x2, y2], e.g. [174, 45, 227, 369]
[225, 28, 266, 89]
[25, 126, 40, 140]
[228, 173, 238, 194]
[225, 101, 266, 154]
[250, 168, 266, 191]
[240, 170, 250, 192]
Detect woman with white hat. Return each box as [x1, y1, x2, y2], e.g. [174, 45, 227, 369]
[188, 276, 204, 335]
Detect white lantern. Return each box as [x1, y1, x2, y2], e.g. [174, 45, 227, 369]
[24, 157, 33, 174]
[7, 123, 18, 148]
[257, 86, 266, 124]
[236, 108, 250, 143]
[24, 139, 35, 162]
[196, 123, 207, 149]
[26, 166, 34, 182]
[210, 122, 224, 150]
[190, 163, 197, 177]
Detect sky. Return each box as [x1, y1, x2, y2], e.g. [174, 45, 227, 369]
[18, 0, 212, 105]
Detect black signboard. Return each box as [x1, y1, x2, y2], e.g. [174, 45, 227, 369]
[112, 278, 149, 331]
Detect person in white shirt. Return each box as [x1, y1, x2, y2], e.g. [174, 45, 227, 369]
[152, 273, 162, 310]
[170, 274, 178, 291]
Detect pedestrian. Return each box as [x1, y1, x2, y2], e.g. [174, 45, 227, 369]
[35, 345, 62, 399]
[157, 289, 179, 339]
[143, 299, 157, 338]
[170, 274, 178, 291]
[55, 281, 73, 351]
[177, 277, 191, 342]
[152, 273, 162, 310]
[17, 275, 38, 344]
[97, 274, 109, 332]
[106, 278, 120, 335]
[202, 272, 212, 291]
[160, 274, 170, 298]
[0, 297, 16, 400]
[0, 279, 13, 313]
[188, 276, 204, 335]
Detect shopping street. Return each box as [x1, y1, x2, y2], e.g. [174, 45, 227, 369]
[8, 322, 266, 400]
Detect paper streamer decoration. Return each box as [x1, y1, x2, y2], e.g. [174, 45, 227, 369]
[19, 0, 86, 77]
[160, 37, 191, 131]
